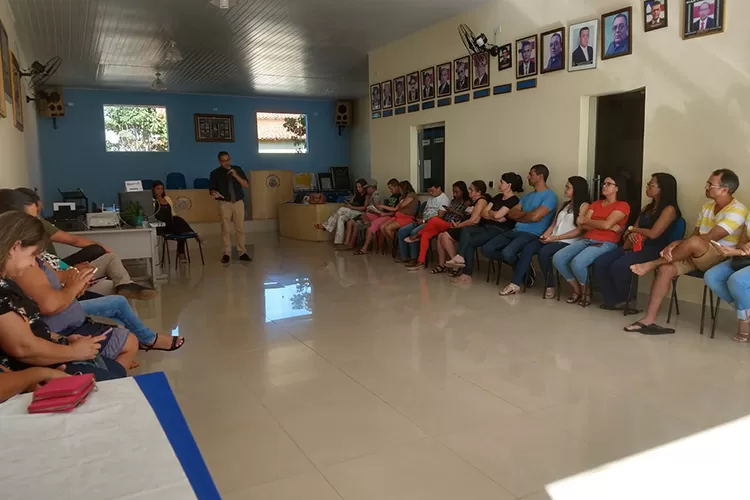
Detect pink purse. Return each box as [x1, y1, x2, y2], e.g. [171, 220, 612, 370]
[27, 373, 96, 414]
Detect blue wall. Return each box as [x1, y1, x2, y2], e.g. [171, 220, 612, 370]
[38, 89, 350, 210]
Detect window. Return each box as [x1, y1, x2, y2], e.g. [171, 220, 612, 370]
[256, 112, 307, 154]
[103, 105, 169, 152]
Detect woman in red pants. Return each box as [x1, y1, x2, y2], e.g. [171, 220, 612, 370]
[405, 181, 470, 272]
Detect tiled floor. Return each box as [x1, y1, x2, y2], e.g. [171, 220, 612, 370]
[135, 237, 750, 499]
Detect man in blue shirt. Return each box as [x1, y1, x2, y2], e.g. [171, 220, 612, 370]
[481, 164, 558, 272]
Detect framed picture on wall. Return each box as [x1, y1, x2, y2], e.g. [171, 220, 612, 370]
[437, 62, 452, 96]
[516, 34, 538, 79]
[381, 80, 393, 109]
[540, 27, 565, 74]
[682, 0, 724, 39]
[471, 52, 489, 89]
[0, 21, 10, 109]
[601, 7, 633, 60]
[10, 52, 22, 131]
[568, 19, 598, 71]
[393, 76, 406, 106]
[644, 0, 668, 31]
[194, 114, 235, 142]
[498, 43, 512, 71]
[421, 66, 435, 100]
[370, 83, 381, 112]
[454, 56, 470, 93]
[406, 71, 420, 104]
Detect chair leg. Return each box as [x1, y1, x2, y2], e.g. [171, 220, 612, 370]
[699, 285, 708, 335]
[197, 240, 205, 265]
[165, 239, 171, 272]
[710, 295, 720, 339]
[185, 240, 191, 264]
[496, 261, 502, 286]
[667, 279, 677, 324]
[474, 248, 481, 272]
[160, 237, 167, 271]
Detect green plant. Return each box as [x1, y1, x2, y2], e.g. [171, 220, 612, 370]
[282, 114, 307, 153]
[121, 201, 145, 224]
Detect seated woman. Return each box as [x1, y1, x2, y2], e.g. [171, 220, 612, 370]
[379, 181, 419, 246]
[404, 181, 470, 272]
[704, 229, 750, 342]
[314, 178, 369, 247]
[0, 211, 126, 381]
[0, 363, 69, 403]
[498, 176, 590, 297]
[552, 176, 630, 307]
[152, 181, 201, 262]
[435, 181, 491, 276]
[341, 182, 381, 249]
[355, 179, 401, 255]
[596, 173, 679, 311]
[446, 173, 523, 284]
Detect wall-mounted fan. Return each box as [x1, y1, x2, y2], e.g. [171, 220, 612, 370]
[20, 56, 62, 91]
[458, 24, 501, 58]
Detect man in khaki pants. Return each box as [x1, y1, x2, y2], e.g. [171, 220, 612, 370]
[209, 151, 251, 263]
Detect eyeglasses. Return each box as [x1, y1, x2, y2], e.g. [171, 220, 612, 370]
[705, 182, 724, 189]
[602, 182, 617, 187]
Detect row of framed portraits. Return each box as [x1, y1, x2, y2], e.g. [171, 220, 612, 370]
[370, 0, 726, 113]
[0, 18, 24, 131]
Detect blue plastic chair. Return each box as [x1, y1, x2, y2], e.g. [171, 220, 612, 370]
[161, 233, 204, 271]
[166, 173, 187, 190]
[141, 179, 154, 190]
[193, 178, 210, 189]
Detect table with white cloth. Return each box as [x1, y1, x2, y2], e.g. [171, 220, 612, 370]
[0, 372, 219, 500]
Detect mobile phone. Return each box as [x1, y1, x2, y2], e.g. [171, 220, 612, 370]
[442, 205, 449, 209]
[711, 240, 722, 247]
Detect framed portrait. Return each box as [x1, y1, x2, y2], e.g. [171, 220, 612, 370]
[436, 62, 452, 97]
[393, 76, 406, 107]
[370, 83, 381, 112]
[421, 67, 435, 101]
[515, 35, 538, 79]
[682, 0, 724, 39]
[406, 71, 420, 104]
[471, 52, 490, 89]
[10, 52, 22, 131]
[194, 114, 235, 142]
[454, 56, 470, 93]
[381, 80, 393, 109]
[644, 0, 669, 31]
[601, 7, 633, 60]
[0, 20, 9, 117]
[498, 43, 512, 72]
[540, 27, 565, 74]
[568, 19, 598, 72]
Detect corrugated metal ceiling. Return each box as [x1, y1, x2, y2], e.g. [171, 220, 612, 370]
[7, 0, 489, 98]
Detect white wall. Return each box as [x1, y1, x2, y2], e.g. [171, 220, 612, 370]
[368, 0, 750, 304]
[0, 0, 41, 194]
[349, 97, 371, 183]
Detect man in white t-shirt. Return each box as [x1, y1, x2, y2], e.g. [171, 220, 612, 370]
[397, 182, 451, 266]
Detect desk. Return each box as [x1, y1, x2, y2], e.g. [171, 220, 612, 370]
[167, 189, 227, 223]
[54, 227, 158, 285]
[278, 202, 343, 241]
[0, 372, 219, 500]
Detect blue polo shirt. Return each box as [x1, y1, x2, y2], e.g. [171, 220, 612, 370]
[515, 189, 558, 235]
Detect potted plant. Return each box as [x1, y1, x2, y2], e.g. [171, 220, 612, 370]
[122, 201, 145, 227]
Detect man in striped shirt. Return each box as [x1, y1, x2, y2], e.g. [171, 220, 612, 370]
[626, 169, 747, 334]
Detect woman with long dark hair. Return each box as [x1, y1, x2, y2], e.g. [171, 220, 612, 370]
[404, 181, 471, 272]
[553, 175, 631, 307]
[379, 180, 419, 246]
[498, 176, 591, 297]
[597, 172, 680, 310]
[316, 178, 369, 248]
[152, 181, 201, 262]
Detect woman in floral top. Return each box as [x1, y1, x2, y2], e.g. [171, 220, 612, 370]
[404, 181, 471, 272]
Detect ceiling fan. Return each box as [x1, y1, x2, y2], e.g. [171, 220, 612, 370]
[150, 72, 167, 92]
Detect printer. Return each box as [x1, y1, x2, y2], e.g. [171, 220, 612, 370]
[86, 211, 120, 228]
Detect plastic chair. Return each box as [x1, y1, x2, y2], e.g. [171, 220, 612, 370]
[161, 233, 204, 271]
[141, 179, 154, 190]
[166, 173, 187, 190]
[193, 178, 210, 189]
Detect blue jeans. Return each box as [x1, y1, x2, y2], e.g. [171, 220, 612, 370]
[458, 225, 508, 276]
[704, 261, 750, 320]
[552, 239, 618, 284]
[79, 295, 157, 344]
[593, 246, 662, 306]
[481, 230, 539, 266]
[512, 240, 568, 286]
[398, 223, 423, 260]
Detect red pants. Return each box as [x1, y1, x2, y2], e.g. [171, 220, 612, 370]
[417, 218, 452, 263]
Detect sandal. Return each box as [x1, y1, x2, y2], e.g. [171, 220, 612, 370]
[499, 283, 521, 296]
[139, 334, 185, 352]
[544, 288, 556, 299]
[353, 249, 368, 256]
[566, 294, 581, 304]
[733, 319, 750, 343]
[623, 322, 675, 335]
[431, 265, 447, 274]
[578, 294, 592, 308]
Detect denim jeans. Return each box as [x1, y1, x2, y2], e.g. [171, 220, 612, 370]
[552, 239, 618, 284]
[398, 222, 424, 260]
[704, 261, 750, 320]
[458, 225, 507, 276]
[79, 295, 157, 344]
[480, 230, 539, 266]
[512, 240, 568, 286]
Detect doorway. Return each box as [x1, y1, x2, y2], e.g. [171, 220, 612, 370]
[592, 89, 646, 227]
[417, 124, 445, 193]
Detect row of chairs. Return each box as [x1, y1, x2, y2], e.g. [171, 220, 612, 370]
[141, 175, 210, 191]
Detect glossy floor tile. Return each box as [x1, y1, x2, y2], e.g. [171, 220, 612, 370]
[135, 237, 750, 498]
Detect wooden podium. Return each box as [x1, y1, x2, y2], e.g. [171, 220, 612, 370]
[250, 170, 293, 220]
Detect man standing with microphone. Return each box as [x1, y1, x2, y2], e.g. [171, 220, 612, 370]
[209, 151, 251, 263]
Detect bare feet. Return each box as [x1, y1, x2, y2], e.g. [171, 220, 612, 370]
[314, 224, 325, 231]
[630, 261, 656, 276]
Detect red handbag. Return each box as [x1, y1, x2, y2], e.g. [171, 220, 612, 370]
[27, 373, 96, 414]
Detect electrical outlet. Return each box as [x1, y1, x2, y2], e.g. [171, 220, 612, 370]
[489, 180, 494, 188]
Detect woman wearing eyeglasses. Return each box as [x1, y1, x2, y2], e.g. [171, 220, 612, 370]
[552, 176, 630, 307]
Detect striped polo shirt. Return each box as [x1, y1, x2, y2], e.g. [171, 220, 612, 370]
[695, 198, 748, 247]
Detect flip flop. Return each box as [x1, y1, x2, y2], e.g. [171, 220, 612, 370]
[624, 322, 648, 332]
[431, 265, 447, 274]
[139, 335, 185, 352]
[353, 249, 368, 256]
[623, 322, 675, 335]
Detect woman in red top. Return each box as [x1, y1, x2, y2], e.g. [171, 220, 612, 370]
[552, 176, 631, 307]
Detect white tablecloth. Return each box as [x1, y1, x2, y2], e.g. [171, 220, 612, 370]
[0, 378, 196, 500]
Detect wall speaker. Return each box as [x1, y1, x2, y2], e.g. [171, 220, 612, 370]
[335, 101, 351, 126]
[37, 88, 65, 118]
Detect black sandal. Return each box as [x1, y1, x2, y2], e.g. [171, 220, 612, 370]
[431, 265, 447, 274]
[140, 335, 185, 352]
[578, 295, 592, 308]
[353, 249, 368, 256]
[566, 294, 581, 304]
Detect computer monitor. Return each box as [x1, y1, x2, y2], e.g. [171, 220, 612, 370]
[118, 191, 155, 218]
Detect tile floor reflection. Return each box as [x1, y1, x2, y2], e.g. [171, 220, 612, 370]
[135, 238, 750, 499]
